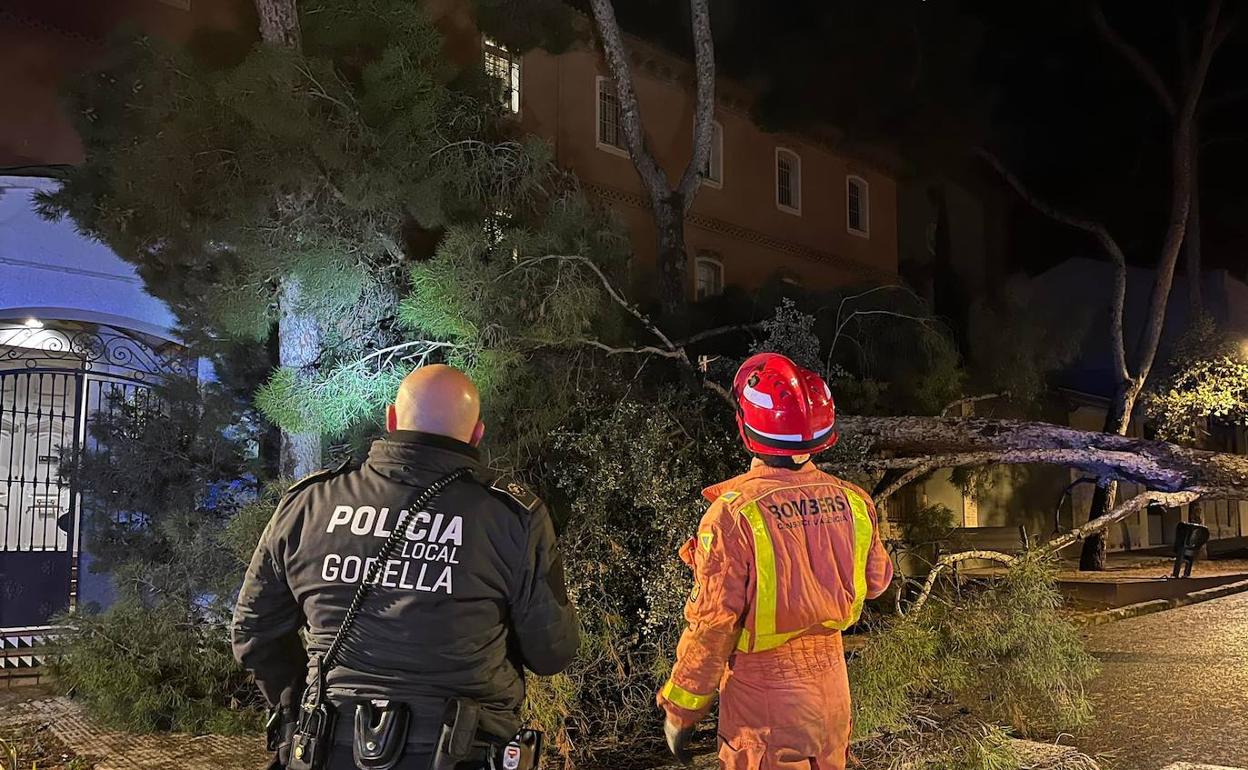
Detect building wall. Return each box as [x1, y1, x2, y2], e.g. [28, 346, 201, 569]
[3, 1, 900, 297]
[518, 45, 899, 294]
[0, 176, 176, 335]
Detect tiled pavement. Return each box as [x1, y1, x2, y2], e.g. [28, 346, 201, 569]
[0, 696, 268, 770]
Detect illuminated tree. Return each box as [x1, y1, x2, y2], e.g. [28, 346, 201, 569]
[38, 0, 513, 475]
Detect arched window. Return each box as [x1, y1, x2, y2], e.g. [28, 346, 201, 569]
[847, 175, 869, 236]
[775, 148, 801, 214]
[695, 254, 724, 300]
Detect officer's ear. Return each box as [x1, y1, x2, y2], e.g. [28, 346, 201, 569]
[386, 404, 398, 433]
[470, 420, 486, 447]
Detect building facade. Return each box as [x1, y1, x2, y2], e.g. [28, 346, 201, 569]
[493, 35, 901, 296]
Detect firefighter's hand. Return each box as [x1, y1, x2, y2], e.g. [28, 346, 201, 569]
[663, 716, 695, 765]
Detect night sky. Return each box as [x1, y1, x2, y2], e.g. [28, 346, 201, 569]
[607, 0, 1248, 276]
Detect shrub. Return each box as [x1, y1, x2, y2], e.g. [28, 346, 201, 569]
[51, 601, 262, 734]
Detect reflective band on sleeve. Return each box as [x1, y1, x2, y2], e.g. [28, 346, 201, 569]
[661, 679, 713, 711]
[827, 490, 874, 631]
[737, 501, 778, 652]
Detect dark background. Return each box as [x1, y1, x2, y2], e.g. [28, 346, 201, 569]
[597, 0, 1248, 276]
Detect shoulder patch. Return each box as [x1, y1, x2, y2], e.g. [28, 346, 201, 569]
[284, 458, 352, 497]
[489, 475, 541, 513]
[719, 490, 740, 503]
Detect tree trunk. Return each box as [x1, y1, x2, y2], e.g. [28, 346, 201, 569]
[587, 0, 714, 319]
[254, 0, 322, 478]
[1078, 381, 1138, 569]
[255, 0, 301, 48]
[278, 278, 323, 477]
[836, 413, 1248, 493]
[655, 192, 688, 313]
[1186, 121, 1203, 315]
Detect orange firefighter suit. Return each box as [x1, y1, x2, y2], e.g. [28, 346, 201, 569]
[658, 459, 894, 770]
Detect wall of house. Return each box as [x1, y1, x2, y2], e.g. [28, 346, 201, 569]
[518, 45, 899, 295]
[0, 176, 176, 335]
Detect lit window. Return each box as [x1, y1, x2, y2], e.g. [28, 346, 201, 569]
[483, 36, 520, 114]
[698, 121, 723, 187]
[776, 148, 801, 214]
[695, 255, 724, 300]
[596, 76, 627, 155]
[847, 175, 869, 236]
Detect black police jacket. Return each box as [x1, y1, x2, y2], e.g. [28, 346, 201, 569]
[230, 431, 579, 743]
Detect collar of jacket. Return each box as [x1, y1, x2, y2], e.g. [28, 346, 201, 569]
[701, 458, 822, 502]
[366, 430, 481, 482]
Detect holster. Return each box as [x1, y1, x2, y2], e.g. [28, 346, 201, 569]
[353, 700, 411, 770]
[430, 698, 481, 770]
[430, 699, 543, 770]
[287, 659, 337, 770]
[266, 705, 300, 767]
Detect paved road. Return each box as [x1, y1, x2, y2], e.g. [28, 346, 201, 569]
[1077, 591, 1248, 769]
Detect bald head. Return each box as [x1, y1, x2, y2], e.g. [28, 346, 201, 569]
[388, 364, 484, 445]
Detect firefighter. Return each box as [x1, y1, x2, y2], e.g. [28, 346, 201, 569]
[232, 364, 578, 770]
[657, 352, 894, 770]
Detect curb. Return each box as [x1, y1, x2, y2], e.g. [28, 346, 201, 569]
[1075, 577, 1248, 627]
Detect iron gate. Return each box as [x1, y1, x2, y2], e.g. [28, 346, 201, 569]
[0, 370, 157, 629]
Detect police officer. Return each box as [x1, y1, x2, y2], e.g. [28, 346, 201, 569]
[232, 364, 579, 770]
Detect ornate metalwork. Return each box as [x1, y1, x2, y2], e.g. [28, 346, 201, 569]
[0, 322, 192, 379]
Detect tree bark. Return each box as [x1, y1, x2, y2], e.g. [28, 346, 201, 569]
[587, 0, 715, 317]
[835, 413, 1248, 494]
[255, 0, 323, 478]
[278, 277, 323, 477]
[1186, 120, 1204, 315]
[255, 0, 301, 49]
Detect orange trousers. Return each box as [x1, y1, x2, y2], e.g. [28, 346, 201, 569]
[716, 632, 851, 770]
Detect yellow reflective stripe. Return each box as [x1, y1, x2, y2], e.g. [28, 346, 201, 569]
[842, 491, 874, 629]
[661, 679, 713, 711]
[738, 501, 778, 653]
[736, 489, 876, 652]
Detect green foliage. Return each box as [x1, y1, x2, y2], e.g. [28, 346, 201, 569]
[891, 502, 957, 578]
[1146, 315, 1248, 445]
[54, 377, 263, 732]
[536, 397, 741, 752]
[38, 0, 521, 414]
[850, 557, 1097, 755]
[221, 480, 292, 566]
[817, 288, 965, 417]
[50, 601, 262, 734]
[70, 378, 258, 601]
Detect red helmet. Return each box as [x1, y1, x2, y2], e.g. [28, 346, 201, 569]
[732, 353, 838, 456]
